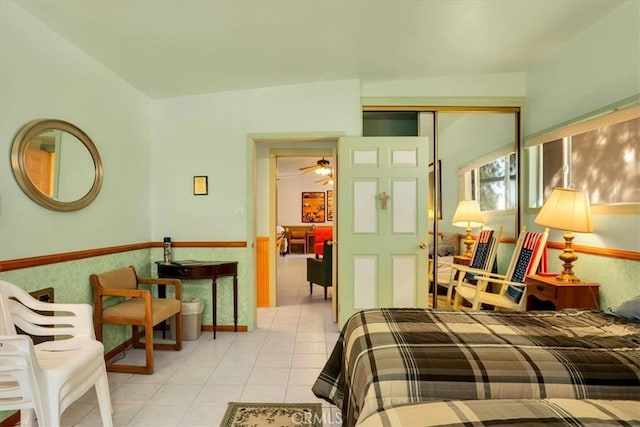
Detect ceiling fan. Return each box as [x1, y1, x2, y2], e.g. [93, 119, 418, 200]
[315, 173, 334, 186]
[299, 157, 332, 176]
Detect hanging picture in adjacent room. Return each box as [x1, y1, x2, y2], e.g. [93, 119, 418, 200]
[327, 190, 334, 221]
[302, 191, 325, 223]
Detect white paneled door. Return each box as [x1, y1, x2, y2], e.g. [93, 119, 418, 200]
[337, 137, 429, 327]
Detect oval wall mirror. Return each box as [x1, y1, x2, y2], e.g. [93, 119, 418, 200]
[11, 119, 103, 211]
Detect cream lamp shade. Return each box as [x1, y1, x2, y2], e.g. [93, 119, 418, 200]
[452, 200, 484, 257]
[452, 200, 484, 228]
[534, 187, 594, 282]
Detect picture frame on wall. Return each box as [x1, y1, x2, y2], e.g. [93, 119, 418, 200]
[301, 191, 325, 223]
[193, 176, 208, 195]
[428, 161, 442, 219]
[327, 190, 333, 221]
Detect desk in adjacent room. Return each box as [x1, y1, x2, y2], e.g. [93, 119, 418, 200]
[157, 261, 238, 339]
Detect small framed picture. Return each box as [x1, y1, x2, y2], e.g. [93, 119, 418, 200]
[193, 176, 208, 195]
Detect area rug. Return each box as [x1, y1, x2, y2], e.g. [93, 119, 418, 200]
[221, 402, 323, 427]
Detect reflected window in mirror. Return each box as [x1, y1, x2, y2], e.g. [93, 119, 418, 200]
[458, 149, 517, 212]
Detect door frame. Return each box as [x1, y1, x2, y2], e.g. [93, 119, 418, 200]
[247, 133, 341, 328]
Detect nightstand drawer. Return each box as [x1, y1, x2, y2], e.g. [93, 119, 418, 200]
[526, 275, 600, 311]
[531, 281, 557, 300]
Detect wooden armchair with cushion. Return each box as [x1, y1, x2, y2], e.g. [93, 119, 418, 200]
[307, 240, 333, 299]
[90, 266, 182, 374]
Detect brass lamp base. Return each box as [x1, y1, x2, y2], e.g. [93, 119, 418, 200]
[555, 231, 581, 283]
[462, 227, 474, 258]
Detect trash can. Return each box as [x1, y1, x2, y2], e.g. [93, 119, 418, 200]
[171, 297, 203, 341]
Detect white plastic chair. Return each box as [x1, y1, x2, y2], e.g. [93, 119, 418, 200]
[454, 228, 549, 311]
[0, 280, 113, 427]
[436, 226, 503, 305]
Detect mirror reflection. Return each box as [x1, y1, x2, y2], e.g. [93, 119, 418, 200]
[24, 129, 95, 202]
[11, 119, 103, 212]
[432, 111, 518, 310]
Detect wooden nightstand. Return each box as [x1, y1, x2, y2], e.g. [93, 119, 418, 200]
[526, 275, 600, 310]
[453, 255, 471, 266]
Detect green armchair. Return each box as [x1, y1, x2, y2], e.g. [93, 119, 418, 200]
[307, 240, 333, 299]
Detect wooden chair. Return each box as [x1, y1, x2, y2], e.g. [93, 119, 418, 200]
[454, 228, 549, 311]
[90, 266, 182, 374]
[307, 240, 333, 299]
[437, 226, 502, 305]
[0, 280, 113, 427]
[288, 228, 307, 254]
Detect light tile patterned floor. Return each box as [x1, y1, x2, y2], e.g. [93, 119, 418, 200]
[61, 254, 342, 426]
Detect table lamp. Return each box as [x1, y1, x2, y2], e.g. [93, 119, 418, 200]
[452, 200, 484, 257]
[534, 187, 594, 282]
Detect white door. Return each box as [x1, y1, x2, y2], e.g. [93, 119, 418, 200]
[337, 137, 429, 327]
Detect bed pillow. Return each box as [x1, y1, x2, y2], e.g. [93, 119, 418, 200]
[429, 244, 455, 257]
[440, 232, 460, 255]
[610, 295, 640, 322]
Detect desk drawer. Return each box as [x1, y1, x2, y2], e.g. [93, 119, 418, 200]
[530, 281, 557, 300]
[158, 264, 210, 279]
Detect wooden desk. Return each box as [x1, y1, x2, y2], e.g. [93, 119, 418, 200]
[526, 274, 600, 310]
[157, 261, 238, 339]
[305, 231, 315, 254]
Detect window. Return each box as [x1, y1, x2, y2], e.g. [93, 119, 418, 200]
[459, 149, 516, 212]
[527, 105, 639, 208]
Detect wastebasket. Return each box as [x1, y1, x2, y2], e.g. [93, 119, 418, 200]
[171, 297, 203, 341]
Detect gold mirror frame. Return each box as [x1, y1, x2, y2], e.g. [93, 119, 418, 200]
[11, 119, 103, 212]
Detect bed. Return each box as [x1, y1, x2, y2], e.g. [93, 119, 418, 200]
[356, 399, 640, 426]
[312, 308, 640, 427]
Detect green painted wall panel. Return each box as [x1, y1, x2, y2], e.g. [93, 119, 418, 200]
[0, 247, 248, 356]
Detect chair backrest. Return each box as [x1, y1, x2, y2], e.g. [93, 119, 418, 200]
[91, 266, 138, 290]
[1, 280, 94, 339]
[321, 240, 333, 270]
[314, 226, 333, 242]
[314, 226, 333, 256]
[0, 335, 44, 415]
[503, 227, 549, 303]
[464, 226, 503, 280]
[0, 281, 18, 335]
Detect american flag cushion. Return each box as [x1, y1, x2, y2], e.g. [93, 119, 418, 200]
[505, 231, 545, 302]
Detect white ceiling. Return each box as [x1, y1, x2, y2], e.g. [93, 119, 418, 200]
[14, 0, 623, 99]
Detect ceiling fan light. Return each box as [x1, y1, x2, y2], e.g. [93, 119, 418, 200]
[317, 166, 331, 176]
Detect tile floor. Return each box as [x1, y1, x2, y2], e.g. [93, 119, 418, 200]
[60, 254, 342, 426]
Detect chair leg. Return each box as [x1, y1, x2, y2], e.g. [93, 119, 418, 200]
[453, 293, 462, 310]
[309, 282, 313, 295]
[446, 284, 455, 305]
[144, 320, 154, 374]
[20, 409, 36, 427]
[174, 312, 182, 351]
[95, 368, 114, 427]
[324, 286, 327, 300]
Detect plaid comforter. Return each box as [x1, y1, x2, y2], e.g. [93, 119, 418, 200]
[312, 309, 640, 427]
[357, 399, 640, 427]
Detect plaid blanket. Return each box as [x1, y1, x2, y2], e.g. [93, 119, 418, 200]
[357, 399, 640, 427]
[312, 308, 640, 427]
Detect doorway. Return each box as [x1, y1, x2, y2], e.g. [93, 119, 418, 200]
[275, 155, 335, 307]
[250, 137, 338, 320]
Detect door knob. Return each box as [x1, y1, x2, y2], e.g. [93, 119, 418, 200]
[420, 242, 428, 249]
